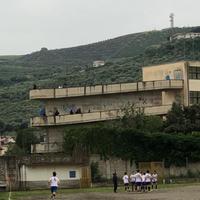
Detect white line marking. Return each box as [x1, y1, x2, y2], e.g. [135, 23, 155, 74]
[8, 179, 11, 200]
[8, 190, 11, 200]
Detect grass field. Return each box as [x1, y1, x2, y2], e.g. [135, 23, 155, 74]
[1, 183, 200, 200]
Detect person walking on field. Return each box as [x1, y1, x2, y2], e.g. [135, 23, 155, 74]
[49, 171, 60, 199]
[112, 172, 118, 193]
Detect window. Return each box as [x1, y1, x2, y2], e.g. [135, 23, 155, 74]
[174, 70, 183, 80]
[189, 67, 200, 79]
[69, 171, 76, 178]
[190, 91, 200, 104]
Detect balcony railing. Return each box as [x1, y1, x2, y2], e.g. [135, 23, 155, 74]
[30, 105, 172, 127]
[30, 80, 184, 99]
[31, 142, 63, 153]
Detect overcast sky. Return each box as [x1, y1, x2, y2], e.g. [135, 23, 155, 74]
[0, 0, 199, 55]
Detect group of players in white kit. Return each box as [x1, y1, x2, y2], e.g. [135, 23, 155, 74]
[122, 170, 158, 192]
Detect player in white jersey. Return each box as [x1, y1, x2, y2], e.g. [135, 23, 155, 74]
[151, 170, 158, 190]
[49, 171, 60, 199]
[130, 171, 136, 192]
[134, 170, 142, 192]
[145, 170, 152, 192]
[141, 172, 146, 192]
[122, 172, 129, 192]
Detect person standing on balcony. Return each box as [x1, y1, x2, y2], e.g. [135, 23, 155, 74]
[39, 107, 46, 117]
[33, 84, 37, 89]
[49, 171, 60, 199]
[54, 108, 60, 116]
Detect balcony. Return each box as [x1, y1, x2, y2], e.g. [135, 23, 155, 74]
[31, 142, 63, 153]
[30, 105, 172, 127]
[30, 80, 184, 100]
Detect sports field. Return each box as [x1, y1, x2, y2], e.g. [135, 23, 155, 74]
[1, 184, 200, 200]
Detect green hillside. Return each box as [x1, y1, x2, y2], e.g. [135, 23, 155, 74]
[0, 26, 199, 133]
[17, 27, 191, 66]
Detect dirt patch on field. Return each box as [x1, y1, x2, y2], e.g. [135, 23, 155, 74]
[18, 185, 200, 200]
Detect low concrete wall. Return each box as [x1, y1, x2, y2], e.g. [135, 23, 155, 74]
[90, 154, 136, 179]
[24, 180, 80, 190]
[0, 156, 20, 191]
[165, 162, 200, 177]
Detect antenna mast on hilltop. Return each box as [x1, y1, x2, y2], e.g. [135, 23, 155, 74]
[170, 13, 174, 28]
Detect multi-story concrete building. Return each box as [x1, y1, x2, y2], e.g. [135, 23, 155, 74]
[29, 61, 200, 154]
[2, 60, 199, 191]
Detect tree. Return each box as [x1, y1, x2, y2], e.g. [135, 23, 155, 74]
[0, 120, 5, 134]
[164, 102, 186, 133]
[144, 115, 163, 133]
[16, 128, 39, 154]
[184, 104, 200, 132]
[0, 120, 5, 145]
[165, 103, 200, 133]
[120, 103, 146, 129]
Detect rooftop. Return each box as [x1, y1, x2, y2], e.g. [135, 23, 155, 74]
[30, 79, 183, 100]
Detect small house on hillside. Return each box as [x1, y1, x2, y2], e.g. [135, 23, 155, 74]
[93, 60, 105, 68]
[170, 32, 200, 41]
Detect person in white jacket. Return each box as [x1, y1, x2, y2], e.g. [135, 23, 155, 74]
[134, 170, 142, 192]
[141, 172, 146, 192]
[130, 171, 136, 192]
[151, 170, 158, 190]
[122, 172, 129, 192]
[145, 170, 152, 192]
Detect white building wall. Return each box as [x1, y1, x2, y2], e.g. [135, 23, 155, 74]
[20, 165, 82, 181]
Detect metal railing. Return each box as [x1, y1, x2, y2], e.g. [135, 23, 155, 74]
[30, 80, 184, 99]
[31, 142, 63, 153]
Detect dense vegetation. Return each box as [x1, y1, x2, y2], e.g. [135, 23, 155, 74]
[6, 103, 200, 167]
[63, 103, 200, 167]
[0, 26, 200, 132]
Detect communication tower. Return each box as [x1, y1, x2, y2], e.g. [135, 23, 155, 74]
[169, 13, 174, 28]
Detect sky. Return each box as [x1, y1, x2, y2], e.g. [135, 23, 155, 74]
[0, 0, 199, 55]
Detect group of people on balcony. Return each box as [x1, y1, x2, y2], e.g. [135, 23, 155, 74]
[39, 106, 83, 118]
[39, 107, 59, 117]
[70, 107, 82, 114]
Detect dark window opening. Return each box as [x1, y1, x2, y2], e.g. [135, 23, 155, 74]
[189, 67, 200, 79]
[69, 171, 76, 178]
[190, 91, 200, 104]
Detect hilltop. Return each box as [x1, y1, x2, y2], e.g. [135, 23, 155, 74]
[0, 26, 199, 132]
[17, 27, 191, 66]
